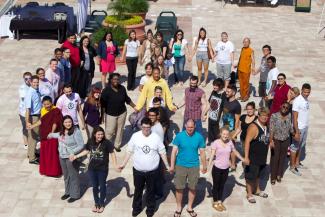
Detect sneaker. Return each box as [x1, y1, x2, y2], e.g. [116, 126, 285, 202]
[290, 167, 302, 176]
[297, 163, 307, 169]
[271, 0, 278, 5]
[23, 144, 28, 150]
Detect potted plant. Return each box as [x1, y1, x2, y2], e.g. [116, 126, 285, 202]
[126, 0, 149, 20]
[103, 0, 146, 42]
[91, 26, 128, 64]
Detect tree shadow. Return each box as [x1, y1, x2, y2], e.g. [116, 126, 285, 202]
[105, 177, 133, 205]
[120, 124, 134, 149]
[259, 164, 270, 191]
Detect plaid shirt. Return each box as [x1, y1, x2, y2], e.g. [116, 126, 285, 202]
[184, 87, 204, 120]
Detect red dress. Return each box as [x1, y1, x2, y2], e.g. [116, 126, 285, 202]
[270, 83, 291, 116]
[100, 45, 116, 74]
[39, 107, 63, 177]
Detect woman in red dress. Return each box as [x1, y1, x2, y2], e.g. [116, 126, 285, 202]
[97, 32, 119, 89]
[29, 96, 63, 176]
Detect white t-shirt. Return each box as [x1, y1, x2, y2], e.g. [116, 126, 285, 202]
[266, 67, 279, 94]
[125, 39, 140, 58]
[215, 41, 234, 65]
[127, 131, 166, 172]
[56, 93, 81, 125]
[18, 83, 30, 117]
[140, 75, 150, 86]
[151, 122, 164, 143]
[292, 95, 310, 129]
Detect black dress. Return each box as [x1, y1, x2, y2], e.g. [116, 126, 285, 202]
[78, 46, 97, 99]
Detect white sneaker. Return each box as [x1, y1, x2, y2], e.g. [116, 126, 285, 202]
[271, 0, 278, 5]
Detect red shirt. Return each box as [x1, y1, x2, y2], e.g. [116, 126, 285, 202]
[270, 83, 291, 115]
[61, 40, 80, 68]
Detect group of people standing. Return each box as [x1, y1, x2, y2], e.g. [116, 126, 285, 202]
[17, 26, 311, 217]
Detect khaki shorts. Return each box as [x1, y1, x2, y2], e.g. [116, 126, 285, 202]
[174, 166, 200, 190]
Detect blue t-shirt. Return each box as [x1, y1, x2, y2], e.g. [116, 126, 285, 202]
[172, 131, 205, 168]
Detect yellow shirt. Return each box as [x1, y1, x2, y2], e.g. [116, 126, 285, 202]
[136, 78, 176, 111]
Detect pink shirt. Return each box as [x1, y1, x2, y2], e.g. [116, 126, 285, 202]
[56, 93, 81, 125]
[211, 139, 234, 169]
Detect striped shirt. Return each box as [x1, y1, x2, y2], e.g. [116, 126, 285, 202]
[184, 87, 204, 120]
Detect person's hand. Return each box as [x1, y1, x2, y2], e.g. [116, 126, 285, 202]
[140, 59, 144, 66]
[169, 166, 175, 174]
[201, 114, 207, 122]
[133, 107, 139, 113]
[251, 68, 256, 75]
[47, 133, 53, 139]
[243, 158, 250, 165]
[26, 122, 32, 129]
[69, 154, 76, 162]
[294, 132, 300, 142]
[115, 166, 122, 173]
[231, 65, 235, 72]
[269, 140, 275, 149]
[118, 165, 125, 171]
[172, 107, 177, 113]
[96, 59, 100, 65]
[120, 57, 124, 62]
[201, 167, 207, 174]
[80, 125, 85, 130]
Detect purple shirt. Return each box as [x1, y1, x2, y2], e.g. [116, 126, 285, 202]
[211, 139, 234, 169]
[83, 101, 100, 127]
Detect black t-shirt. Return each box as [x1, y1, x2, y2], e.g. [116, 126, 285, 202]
[222, 99, 241, 131]
[160, 40, 170, 59]
[239, 115, 257, 142]
[208, 91, 226, 122]
[249, 122, 269, 165]
[86, 139, 114, 171]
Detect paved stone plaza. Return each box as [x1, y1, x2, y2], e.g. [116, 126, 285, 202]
[1, 0, 325, 216]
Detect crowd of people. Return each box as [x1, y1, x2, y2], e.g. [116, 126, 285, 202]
[18, 27, 311, 216]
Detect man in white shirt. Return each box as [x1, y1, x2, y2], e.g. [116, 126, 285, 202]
[214, 32, 235, 89]
[148, 108, 164, 142]
[18, 72, 32, 149]
[290, 83, 311, 176]
[118, 117, 170, 217]
[265, 56, 279, 107]
[45, 58, 61, 98]
[56, 83, 85, 129]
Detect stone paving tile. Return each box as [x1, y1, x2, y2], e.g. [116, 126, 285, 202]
[1, 0, 325, 217]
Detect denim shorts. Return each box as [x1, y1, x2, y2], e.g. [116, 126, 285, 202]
[290, 127, 308, 152]
[216, 63, 231, 80]
[196, 51, 209, 63]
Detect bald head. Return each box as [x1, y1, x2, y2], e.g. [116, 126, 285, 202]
[185, 119, 195, 135]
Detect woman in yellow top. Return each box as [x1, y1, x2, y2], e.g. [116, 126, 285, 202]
[237, 38, 255, 102]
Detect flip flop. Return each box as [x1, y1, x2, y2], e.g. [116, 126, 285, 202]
[174, 211, 182, 217]
[247, 196, 256, 203]
[254, 191, 268, 198]
[186, 209, 197, 217]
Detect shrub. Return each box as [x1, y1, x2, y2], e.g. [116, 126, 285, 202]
[104, 15, 143, 26]
[91, 26, 128, 47]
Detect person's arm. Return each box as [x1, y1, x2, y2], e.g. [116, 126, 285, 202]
[121, 42, 127, 61]
[25, 109, 31, 128]
[207, 148, 216, 171]
[72, 129, 85, 154]
[293, 111, 300, 141]
[201, 93, 208, 122]
[192, 38, 198, 58]
[139, 40, 146, 64]
[169, 146, 178, 173]
[199, 148, 207, 173]
[124, 89, 136, 109]
[164, 83, 177, 112]
[232, 119, 242, 138]
[51, 123, 58, 133]
[185, 42, 191, 62]
[47, 132, 60, 139]
[176, 92, 186, 109]
[232, 113, 241, 140]
[251, 49, 255, 74]
[27, 119, 41, 130]
[138, 84, 144, 92]
[110, 151, 118, 171]
[137, 41, 141, 59]
[70, 149, 90, 161]
[162, 46, 167, 59]
[168, 38, 174, 51]
[77, 103, 86, 130]
[135, 83, 148, 111]
[244, 124, 257, 165]
[118, 152, 132, 171]
[208, 39, 215, 58]
[160, 153, 170, 171]
[232, 148, 245, 162]
[268, 80, 277, 96]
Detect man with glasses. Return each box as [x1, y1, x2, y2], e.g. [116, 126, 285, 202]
[25, 75, 42, 164]
[118, 117, 170, 217]
[101, 73, 136, 152]
[213, 32, 235, 89]
[19, 72, 32, 150]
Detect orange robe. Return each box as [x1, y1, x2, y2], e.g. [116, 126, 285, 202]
[238, 47, 253, 99]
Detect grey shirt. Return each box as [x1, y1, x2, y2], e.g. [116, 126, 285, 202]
[84, 53, 90, 71]
[270, 112, 294, 141]
[259, 56, 269, 82]
[49, 128, 85, 159]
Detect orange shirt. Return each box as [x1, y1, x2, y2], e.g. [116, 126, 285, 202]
[238, 47, 253, 73]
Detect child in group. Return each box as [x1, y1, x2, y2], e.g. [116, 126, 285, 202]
[148, 86, 165, 108]
[139, 63, 153, 92]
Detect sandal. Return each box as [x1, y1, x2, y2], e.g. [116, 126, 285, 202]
[174, 211, 182, 217]
[277, 177, 282, 183]
[97, 205, 104, 213]
[186, 209, 197, 217]
[92, 204, 98, 213]
[247, 196, 256, 203]
[254, 191, 268, 198]
[212, 203, 223, 212]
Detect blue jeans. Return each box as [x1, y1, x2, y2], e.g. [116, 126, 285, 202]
[174, 55, 185, 83]
[88, 169, 108, 206]
[183, 119, 203, 135]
